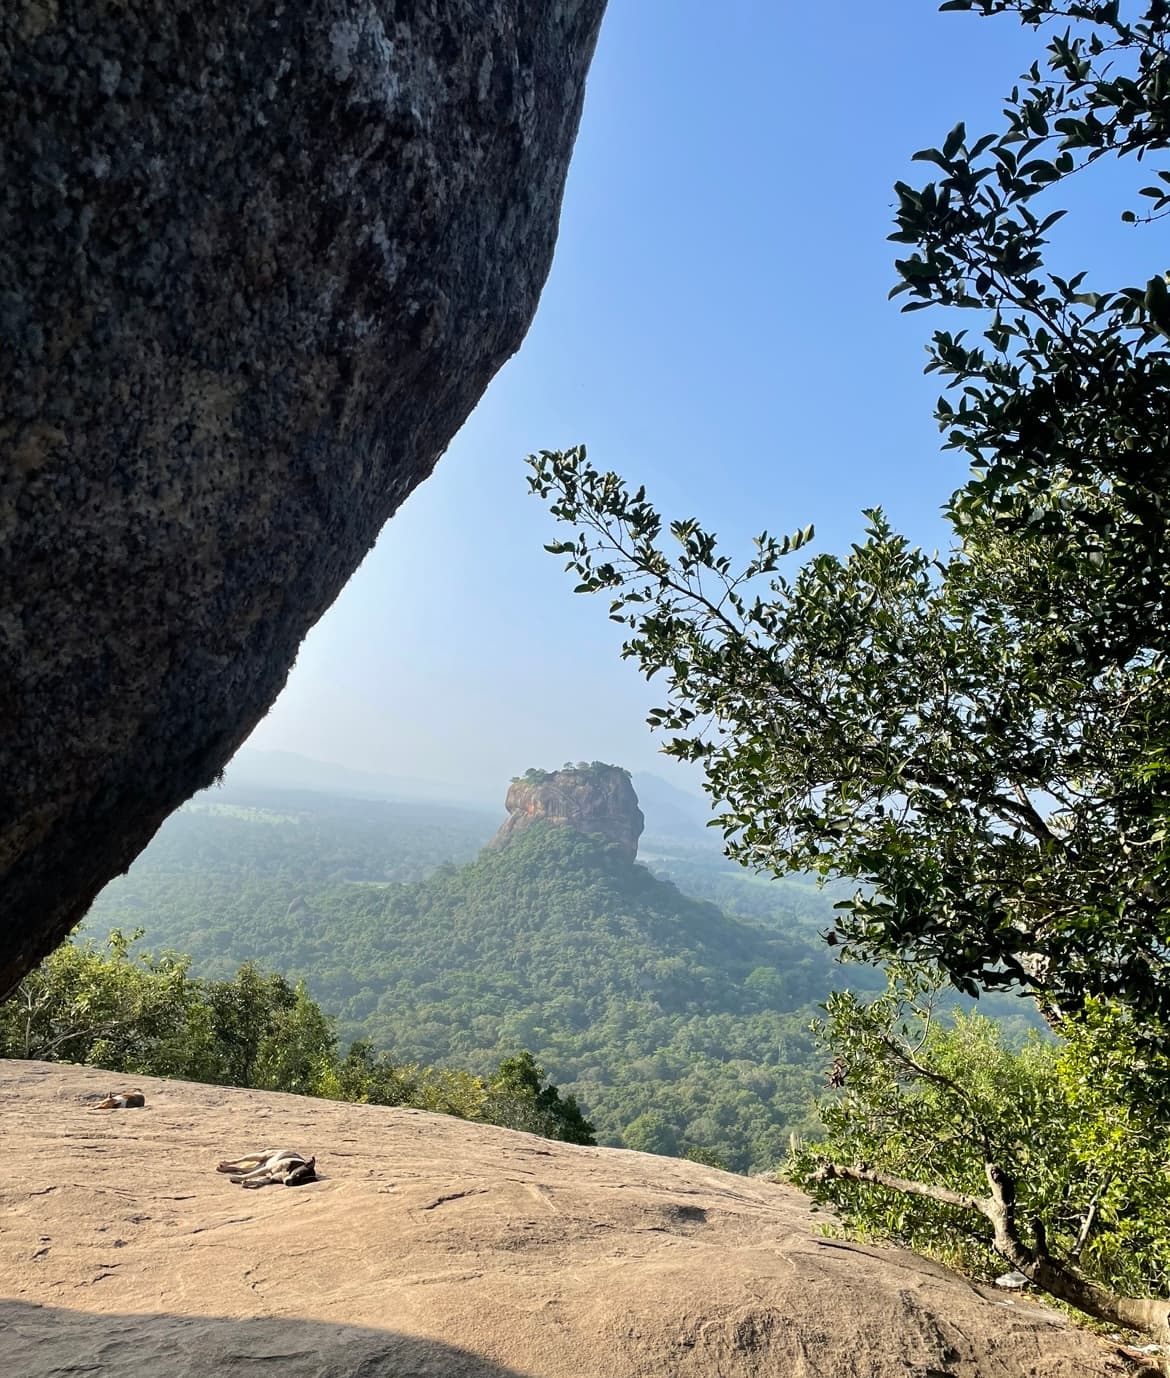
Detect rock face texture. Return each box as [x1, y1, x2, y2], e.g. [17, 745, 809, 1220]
[493, 765, 645, 861]
[0, 1060, 1148, 1378]
[0, 0, 607, 997]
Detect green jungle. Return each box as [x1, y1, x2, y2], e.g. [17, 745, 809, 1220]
[10, 776, 1033, 1175]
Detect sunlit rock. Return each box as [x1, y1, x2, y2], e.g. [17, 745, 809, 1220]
[493, 763, 645, 861]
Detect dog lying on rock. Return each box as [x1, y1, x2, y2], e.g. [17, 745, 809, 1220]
[216, 1148, 317, 1188]
[91, 1089, 146, 1109]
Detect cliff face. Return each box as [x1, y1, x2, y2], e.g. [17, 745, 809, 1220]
[0, 1060, 1147, 1378]
[493, 765, 645, 861]
[0, 0, 607, 997]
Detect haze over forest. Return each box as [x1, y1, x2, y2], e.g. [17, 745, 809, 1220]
[239, 3, 1145, 799]
[83, 756, 1040, 1173]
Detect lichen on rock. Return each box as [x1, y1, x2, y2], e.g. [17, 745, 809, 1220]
[0, 0, 608, 996]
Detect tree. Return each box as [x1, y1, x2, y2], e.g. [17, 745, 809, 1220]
[529, 0, 1170, 1340]
[1, 936, 599, 1149]
[789, 965, 1170, 1345]
[251, 981, 338, 1095]
[622, 1110, 680, 1156]
[892, 0, 1170, 673]
[483, 1051, 597, 1145]
[529, 1, 1170, 1036]
[0, 930, 208, 1073]
[202, 962, 301, 1087]
[320, 1038, 424, 1107]
[530, 468, 1167, 1026]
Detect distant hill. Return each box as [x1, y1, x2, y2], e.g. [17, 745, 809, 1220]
[305, 823, 860, 1169]
[90, 797, 872, 1170]
[628, 772, 846, 935]
[631, 771, 720, 846]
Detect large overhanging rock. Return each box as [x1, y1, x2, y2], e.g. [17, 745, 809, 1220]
[0, 0, 607, 997]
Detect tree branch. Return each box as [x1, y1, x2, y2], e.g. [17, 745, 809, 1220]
[811, 1158, 1170, 1347]
[34, 1014, 142, 1058]
[809, 1161, 984, 1214]
[1070, 1188, 1101, 1263]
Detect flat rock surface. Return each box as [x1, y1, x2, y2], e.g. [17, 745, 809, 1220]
[0, 1060, 1139, 1376]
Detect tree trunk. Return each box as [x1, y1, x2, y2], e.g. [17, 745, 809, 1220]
[812, 1160, 1170, 1353]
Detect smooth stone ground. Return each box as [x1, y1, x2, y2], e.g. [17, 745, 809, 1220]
[0, 1060, 1144, 1377]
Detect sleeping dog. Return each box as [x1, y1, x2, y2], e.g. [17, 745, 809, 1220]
[216, 1148, 317, 1188]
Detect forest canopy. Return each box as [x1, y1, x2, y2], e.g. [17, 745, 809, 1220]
[0, 930, 595, 1147]
[86, 806, 880, 1173]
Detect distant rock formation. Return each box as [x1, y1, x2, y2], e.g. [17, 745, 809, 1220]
[0, 0, 607, 997]
[493, 764, 644, 861]
[2, 1060, 1145, 1378]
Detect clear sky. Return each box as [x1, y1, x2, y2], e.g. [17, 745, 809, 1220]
[244, 2, 1150, 806]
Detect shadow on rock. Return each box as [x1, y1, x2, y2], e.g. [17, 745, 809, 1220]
[0, 1299, 535, 1378]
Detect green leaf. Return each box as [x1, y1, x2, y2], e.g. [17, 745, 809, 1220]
[912, 147, 952, 169]
[943, 122, 966, 160]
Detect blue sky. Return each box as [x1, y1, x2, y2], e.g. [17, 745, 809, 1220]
[245, 2, 1151, 805]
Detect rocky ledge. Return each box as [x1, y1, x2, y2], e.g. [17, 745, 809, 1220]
[0, 1060, 1147, 1378]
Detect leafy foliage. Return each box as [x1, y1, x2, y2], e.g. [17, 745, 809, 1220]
[528, 1, 1170, 1030]
[531, 448, 1167, 1023]
[1, 929, 214, 1077]
[513, 761, 630, 784]
[0, 932, 595, 1146]
[481, 1051, 596, 1146]
[789, 966, 1170, 1329]
[886, 0, 1170, 1019]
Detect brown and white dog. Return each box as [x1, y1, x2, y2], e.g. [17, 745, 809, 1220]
[91, 1089, 146, 1109]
